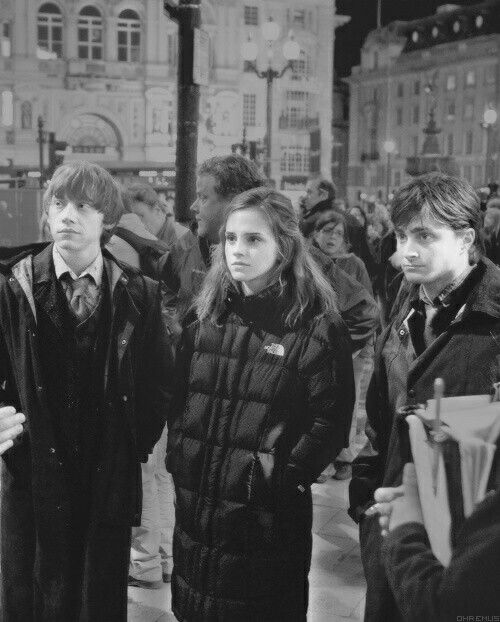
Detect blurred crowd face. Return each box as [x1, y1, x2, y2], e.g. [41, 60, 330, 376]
[225, 207, 279, 296]
[191, 174, 229, 243]
[366, 221, 383, 242]
[47, 196, 104, 255]
[304, 179, 325, 211]
[131, 200, 165, 236]
[315, 222, 347, 258]
[348, 206, 366, 227]
[395, 211, 474, 296]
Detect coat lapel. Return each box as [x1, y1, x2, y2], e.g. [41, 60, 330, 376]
[32, 244, 71, 335]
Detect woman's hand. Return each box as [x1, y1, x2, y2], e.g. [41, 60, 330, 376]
[0, 406, 26, 455]
[367, 463, 424, 536]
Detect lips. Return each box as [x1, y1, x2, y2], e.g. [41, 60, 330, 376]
[231, 262, 249, 267]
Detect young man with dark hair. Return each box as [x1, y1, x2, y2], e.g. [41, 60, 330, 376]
[349, 172, 500, 622]
[0, 160, 173, 621]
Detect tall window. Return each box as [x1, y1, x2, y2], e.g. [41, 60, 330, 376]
[414, 80, 420, 96]
[117, 10, 141, 62]
[412, 105, 419, 124]
[285, 91, 310, 127]
[243, 94, 256, 127]
[244, 6, 258, 26]
[280, 145, 310, 173]
[397, 83, 404, 98]
[37, 3, 63, 59]
[446, 74, 456, 91]
[396, 107, 403, 126]
[78, 6, 103, 60]
[465, 70, 475, 87]
[291, 51, 311, 80]
[1, 22, 11, 57]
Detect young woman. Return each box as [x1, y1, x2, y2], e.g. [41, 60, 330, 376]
[313, 211, 372, 293]
[166, 187, 354, 621]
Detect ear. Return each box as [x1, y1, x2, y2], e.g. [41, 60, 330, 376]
[461, 227, 475, 251]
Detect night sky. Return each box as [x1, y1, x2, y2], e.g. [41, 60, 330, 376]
[335, 0, 482, 77]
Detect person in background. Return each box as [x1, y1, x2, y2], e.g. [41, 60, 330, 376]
[482, 197, 500, 266]
[312, 211, 376, 481]
[350, 172, 500, 622]
[348, 205, 368, 229]
[166, 187, 354, 621]
[127, 182, 188, 248]
[106, 184, 169, 273]
[107, 186, 176, 589]
[370, 462, 500, 622]
[0, 161, 173, 621]
[161, 154, 266, 333]
[313, 211, 372, 293]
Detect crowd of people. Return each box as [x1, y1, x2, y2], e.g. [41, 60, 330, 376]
[0, 157, 499, 621]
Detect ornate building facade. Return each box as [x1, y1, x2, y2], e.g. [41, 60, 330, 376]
[346, 0, 500, 204]
[0, 0, 341, 190]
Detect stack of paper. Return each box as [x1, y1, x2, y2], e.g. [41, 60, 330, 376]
[406, 395, 500, 566]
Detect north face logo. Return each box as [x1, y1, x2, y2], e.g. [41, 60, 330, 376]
[264, 343, 285, 357]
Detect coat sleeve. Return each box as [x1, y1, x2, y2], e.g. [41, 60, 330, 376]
[287, 313, 355, 485]
[135, 281, 175, 459]
[380, 489, 500, 622]
[331, 264, 380, 352]
[349, 332, 391, 522]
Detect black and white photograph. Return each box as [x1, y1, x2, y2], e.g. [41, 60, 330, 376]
[0, 0, 499, 620]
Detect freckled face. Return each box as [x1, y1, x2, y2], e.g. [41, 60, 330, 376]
[47, 196, 104, 253]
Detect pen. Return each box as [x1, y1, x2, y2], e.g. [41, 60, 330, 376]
[432, 378, 444, 495]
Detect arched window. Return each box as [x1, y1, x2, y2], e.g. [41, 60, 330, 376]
[78, 6, 103, 60]
[37, 3, 63, 59]
[117, 10, 141, 62]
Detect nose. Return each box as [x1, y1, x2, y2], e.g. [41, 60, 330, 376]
[190, 199, 199, 215]
[400, 239, 419, 259]
[61, 201, 78, 222]
[231, 238, 245, 257]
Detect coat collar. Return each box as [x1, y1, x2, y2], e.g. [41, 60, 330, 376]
[396, 258, 500, 332]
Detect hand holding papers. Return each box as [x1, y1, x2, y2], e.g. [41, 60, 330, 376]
[406, 392, 500, 566]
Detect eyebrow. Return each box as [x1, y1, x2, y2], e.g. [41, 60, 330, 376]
[397, 225, 433, 234]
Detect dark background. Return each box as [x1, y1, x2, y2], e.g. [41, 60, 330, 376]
[335, 0, 482, 76]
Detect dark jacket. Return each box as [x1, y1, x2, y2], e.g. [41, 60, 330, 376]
[0, 243, 173, 621]
[166, 284, 355, 621]
[349, 258, 500, 622]
[310, 245, 379, 352]
[380, 487, 500, 622]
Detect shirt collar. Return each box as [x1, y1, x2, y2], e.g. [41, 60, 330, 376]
[52, 245, 103, 287]
[418, 265, 476, 309]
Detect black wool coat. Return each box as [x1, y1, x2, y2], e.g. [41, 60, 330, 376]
[349, 258, 500, 622]
[0, 243, 174, 621]
[166, 284, 355, 622]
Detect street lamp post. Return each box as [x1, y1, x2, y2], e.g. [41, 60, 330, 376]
[241, 19, 300, 182]
[383, 139, 396, 203]
[37, 116, 46, 188]
[481, 107, 498, 185]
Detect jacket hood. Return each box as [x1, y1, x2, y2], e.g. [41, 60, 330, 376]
[117, 213, 158, 241]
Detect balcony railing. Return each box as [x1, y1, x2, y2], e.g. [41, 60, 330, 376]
[279, 114, 319, 131]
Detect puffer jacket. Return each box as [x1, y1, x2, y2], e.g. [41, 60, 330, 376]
[166, 283, 355, 622]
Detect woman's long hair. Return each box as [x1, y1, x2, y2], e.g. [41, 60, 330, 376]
[195, 187, 338, 327]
